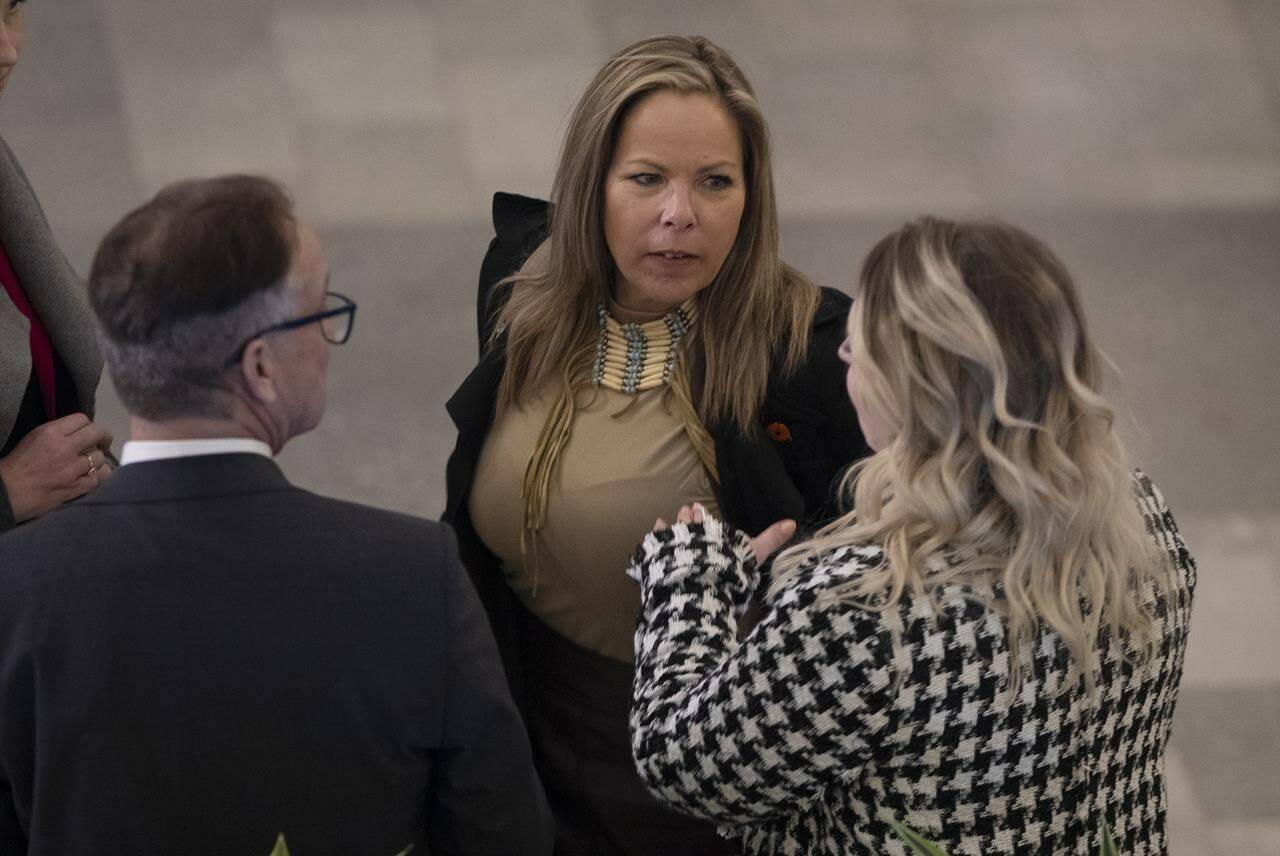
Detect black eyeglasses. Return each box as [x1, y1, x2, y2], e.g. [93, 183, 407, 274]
[225, 291, 357, 367]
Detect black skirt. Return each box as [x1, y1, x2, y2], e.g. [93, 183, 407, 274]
[514, 603, 739, 856]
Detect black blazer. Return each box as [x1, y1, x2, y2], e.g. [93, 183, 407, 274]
[0, 453, 554, 856]
[443, 193, 870, 700]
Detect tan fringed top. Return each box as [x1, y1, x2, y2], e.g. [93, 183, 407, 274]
[468, 301, 720, 664]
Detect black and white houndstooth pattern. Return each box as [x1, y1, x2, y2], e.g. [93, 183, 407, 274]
[627, 471, 1195, 855]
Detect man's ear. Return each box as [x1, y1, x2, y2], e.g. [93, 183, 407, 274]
[238, 338, 280, 405]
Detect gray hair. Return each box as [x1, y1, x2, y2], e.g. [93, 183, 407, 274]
[101, 281, 299, 421]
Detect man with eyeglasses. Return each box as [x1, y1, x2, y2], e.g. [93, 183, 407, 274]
[0, 175, 553, 855]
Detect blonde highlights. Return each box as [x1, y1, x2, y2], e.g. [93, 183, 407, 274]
[773, 217, 1167, 695]
[491, 35, 818, 434]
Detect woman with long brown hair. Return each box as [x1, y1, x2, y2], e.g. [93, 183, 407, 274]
[629, 217, 1195, 854]
[443, 35, 869, 854]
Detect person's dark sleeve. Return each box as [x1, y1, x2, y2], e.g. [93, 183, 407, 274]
[427, 526, 554, 856]
[0, 776, 23, 852]
[0, 473, 15, 533]
[0, 691, 25, 851]
[0, 582, 31, 850]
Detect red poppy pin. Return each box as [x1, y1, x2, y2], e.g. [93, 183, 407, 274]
[766, 422, 792, 443]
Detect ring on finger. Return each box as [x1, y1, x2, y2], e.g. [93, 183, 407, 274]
[85, 453, 98, 478]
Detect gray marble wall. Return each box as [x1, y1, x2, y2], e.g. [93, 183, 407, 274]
[2, 1, 1277, 852]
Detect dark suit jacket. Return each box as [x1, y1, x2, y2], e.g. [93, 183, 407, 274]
[0, 453, 554, 856]
[443, 193, 871, 707]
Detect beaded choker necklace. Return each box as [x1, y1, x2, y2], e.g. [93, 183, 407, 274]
[590, 299, 697, 394]
[521, 296, 716, 570]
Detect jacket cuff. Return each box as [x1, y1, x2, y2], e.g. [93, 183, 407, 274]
[627, 516, 759, 612]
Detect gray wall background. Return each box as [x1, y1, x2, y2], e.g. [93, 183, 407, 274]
[2, 1, 1277, 852]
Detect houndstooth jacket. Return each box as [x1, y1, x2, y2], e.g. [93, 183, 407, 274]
[627, 472, 1195, 855]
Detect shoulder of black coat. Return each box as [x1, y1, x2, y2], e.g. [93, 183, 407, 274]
[491, 192, 550, 254]
[812, 285, 852, 330]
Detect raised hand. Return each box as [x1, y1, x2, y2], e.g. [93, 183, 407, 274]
[655, 503, 796, 566]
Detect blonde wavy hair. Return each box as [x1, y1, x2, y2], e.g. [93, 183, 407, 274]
[771, 217, 1166, 695]
[491, 35, 819, 434]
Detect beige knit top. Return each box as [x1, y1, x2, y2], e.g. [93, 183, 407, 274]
[468, 304, 720, 664]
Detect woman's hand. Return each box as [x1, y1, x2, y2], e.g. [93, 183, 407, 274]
[655, 503, 796, 566]
[0, 413, 114, 523]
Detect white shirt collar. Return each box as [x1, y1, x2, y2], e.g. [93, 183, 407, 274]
[120, 438, 274, 466]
